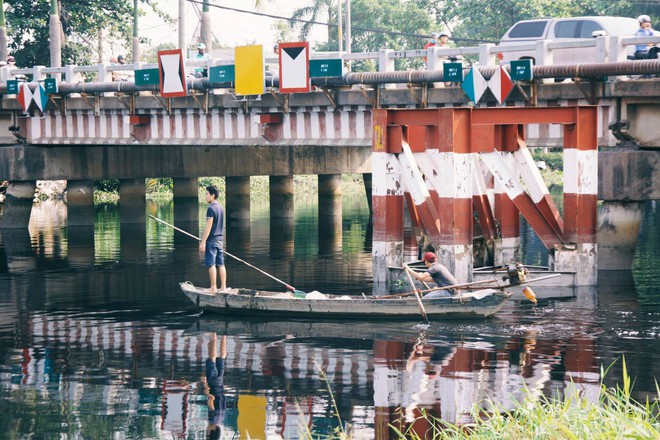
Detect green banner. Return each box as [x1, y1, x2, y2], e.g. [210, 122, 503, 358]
[510, 59, 533, 81]
[6, 80, 18, 94]
[443, 62, 463, 83]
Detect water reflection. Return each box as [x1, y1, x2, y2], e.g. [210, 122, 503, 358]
[0, 197, 657, 438]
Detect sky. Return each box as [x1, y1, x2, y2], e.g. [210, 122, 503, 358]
[139, 0, 328, 51]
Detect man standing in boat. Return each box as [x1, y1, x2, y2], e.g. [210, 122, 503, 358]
[403, 252, 458, 298]
[199, 185, 228, 293]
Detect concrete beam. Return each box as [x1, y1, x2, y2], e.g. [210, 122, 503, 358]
[0, 145, 371, 181]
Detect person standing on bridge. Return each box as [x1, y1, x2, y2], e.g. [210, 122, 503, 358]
[195, 43, 211, 78]
[199, 185, 228, 293]
[403, 252, 458, 298]
[634, 15, 659, 59]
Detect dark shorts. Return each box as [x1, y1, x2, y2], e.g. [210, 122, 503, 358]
[205, 241, 224, 267]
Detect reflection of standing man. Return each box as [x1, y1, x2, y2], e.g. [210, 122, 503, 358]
[203, 333, 227, 440]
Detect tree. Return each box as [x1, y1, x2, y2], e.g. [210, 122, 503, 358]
[4, 0, 171, 67]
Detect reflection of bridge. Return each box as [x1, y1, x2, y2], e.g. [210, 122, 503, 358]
[1, 60, 659, 279]
[1, 307, 601, 439]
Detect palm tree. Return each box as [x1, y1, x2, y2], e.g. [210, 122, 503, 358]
[290, 0, 335, 41]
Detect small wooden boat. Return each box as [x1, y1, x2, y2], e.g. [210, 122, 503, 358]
[180, 282, 513, 320]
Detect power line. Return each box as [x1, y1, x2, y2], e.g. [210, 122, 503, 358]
[186, 0, 494, 44]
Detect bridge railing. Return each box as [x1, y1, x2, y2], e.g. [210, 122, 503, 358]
[3, 34, 660, 86]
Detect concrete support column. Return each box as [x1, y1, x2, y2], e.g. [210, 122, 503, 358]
[173, 178, 199, 225]
[119, 179, 146, 224]
[560, 107, 598, 285]
[67, 180, 94, 226]
[597, 201, 644, 270]
[318, 174, 343, 256]
[226, 176, 250, 227]
[120, 224, 146, 263]
[371, 151, 404, 293]
[0, 181, 36, 229]
[493, 152, 520, 266]
[269, 175, 294, 219]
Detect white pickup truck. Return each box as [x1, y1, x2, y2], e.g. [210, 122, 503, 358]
[497, 16, 639, 65]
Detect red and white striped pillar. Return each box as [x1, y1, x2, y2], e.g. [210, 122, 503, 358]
[491, 151, 521, 266]
[372, 111, 404, 292]
[556, 107, 598, 285]
[419, 109, 473, 282]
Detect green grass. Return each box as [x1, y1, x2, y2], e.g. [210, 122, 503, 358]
[389, 357, 660, 440]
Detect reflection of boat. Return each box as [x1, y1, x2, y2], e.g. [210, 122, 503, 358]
[190, 316, 430, 341]
[180, 282, 513, 319]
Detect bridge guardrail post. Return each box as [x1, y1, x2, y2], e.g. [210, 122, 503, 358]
[32, 65, 47, 82]
[379, 49, 395, 89]
[478, 43, 497, 66]
[609, 35, 628, 63]
[98, 63, 112, 83]
[595, 35, 609, 63]
[535, 41, 553, 83]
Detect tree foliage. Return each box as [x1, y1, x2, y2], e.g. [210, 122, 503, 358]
[5, 0, 172, 67]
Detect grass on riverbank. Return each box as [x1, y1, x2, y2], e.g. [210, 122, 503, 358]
[390, 358, 660, 440]
[303, 358, 659, 439]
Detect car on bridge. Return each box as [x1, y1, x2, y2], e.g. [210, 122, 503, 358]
[497, 16, 639, 65]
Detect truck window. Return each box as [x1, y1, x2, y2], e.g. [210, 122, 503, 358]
[579, 20, 604, 38]
[508, 21, 547, 38]
[554, 20, 579, 38]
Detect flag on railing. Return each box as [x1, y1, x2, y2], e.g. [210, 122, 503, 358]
[33, 83, 48, 112]
[17, 83, 32, 112]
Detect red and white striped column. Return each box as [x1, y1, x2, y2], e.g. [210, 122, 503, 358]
[557, 108, 598, 285]
[372, 112, 404, 292]
[488, 151, 521, 265]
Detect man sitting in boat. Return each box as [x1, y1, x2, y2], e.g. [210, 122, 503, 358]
[403, 252, 458, 298]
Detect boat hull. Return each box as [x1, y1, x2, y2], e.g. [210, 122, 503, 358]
[180, 282, 512, 320]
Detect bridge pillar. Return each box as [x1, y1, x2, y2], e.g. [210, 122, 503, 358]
[493, 153, 521, 266]
[0, 181, 36, 229]
[0, 229, 37, 273]
[269, 175, 294, 219]
[119, 179, 146, 224]
[597, 201, 644, 270]
[371, 150, 404, 293]
[173, 178, 199, 225]
[66, 180, 95, 226]
[226, 176, 251, 227]
[319, 174, 343, 256]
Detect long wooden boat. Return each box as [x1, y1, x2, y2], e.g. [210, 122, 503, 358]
[180, 281, 513, 319]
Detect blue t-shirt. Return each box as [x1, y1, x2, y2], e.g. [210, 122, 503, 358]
[635, 28, 655, 52]
[206, 201, 224, 242]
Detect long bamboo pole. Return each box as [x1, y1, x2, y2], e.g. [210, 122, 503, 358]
[149, 215, 299, 292]
[405, 269, 429, 324]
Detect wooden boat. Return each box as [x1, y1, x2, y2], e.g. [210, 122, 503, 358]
[180, 281, 513, 320]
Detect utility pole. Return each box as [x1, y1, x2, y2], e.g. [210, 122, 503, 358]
[201, 0, 212, 52]
[345, 0, 351, 54]
[337, 0, 343, 53]
[0, 0, 7, 62]
[179, 0, 186, 54]
[49, 0, 62, 79]
[132, 0, 140, 63]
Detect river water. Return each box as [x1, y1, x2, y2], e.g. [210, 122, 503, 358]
[0, 195, 658, 439]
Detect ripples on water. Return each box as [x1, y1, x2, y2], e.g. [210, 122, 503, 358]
[0, 198, 658, 439]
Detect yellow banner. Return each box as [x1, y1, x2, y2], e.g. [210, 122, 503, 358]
[235, 45, 265, 96]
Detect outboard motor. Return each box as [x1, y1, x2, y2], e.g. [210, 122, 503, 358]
[503, 262, 528, 286]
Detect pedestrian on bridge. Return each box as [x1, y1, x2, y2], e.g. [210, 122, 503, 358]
[634, 14, 659, 59]
[195, 43, 210, 78]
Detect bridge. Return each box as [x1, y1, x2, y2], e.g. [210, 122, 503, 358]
[1, 43, 659, 290]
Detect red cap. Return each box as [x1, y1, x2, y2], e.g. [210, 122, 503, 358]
[422, 252, 436, 263]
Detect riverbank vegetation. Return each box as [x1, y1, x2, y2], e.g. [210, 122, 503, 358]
[321, 358, 660, 439]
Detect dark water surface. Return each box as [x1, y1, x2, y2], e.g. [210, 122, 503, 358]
[0, 196, 658, 439]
